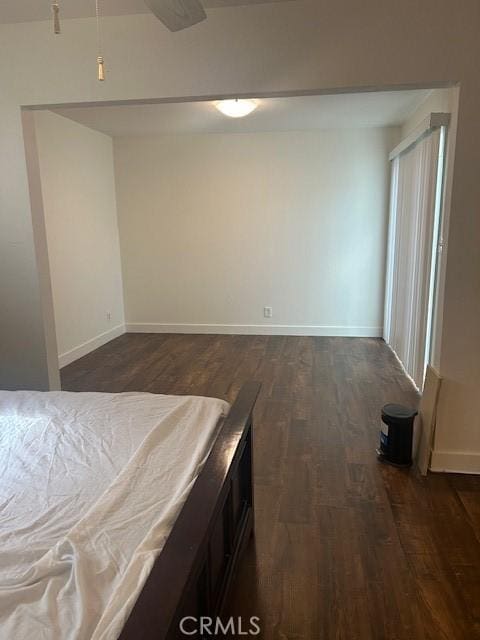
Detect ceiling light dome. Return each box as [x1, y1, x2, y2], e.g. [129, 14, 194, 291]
[215, 99, 258, 118]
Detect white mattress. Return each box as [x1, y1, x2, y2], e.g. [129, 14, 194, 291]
[0, 390, 229, 640]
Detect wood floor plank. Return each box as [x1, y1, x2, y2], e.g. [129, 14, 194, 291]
[61, 334, 480, 639]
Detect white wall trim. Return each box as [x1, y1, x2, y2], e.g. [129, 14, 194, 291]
[126, 323, 382, 337]
[59, 324, 126, 368]
[430, 450, 480, 475]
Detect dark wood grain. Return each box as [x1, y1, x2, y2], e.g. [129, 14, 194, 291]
[62, 334, 480, 640]
[120, 381, 260, 640]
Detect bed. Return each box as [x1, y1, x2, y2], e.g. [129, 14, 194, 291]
[0, 382, 260, 639]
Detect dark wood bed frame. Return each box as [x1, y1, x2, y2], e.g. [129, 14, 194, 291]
[119, 381, 261, 640]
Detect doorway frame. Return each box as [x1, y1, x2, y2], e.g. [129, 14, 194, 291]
[21, 82, 459, 389]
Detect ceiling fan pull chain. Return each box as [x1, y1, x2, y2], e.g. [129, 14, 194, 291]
[97, 56, 105, 81]
[96, 0, 105, 81]
[52, 0, 60, 34]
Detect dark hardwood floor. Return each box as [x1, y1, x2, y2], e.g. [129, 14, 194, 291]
[61, 334, 480, 640]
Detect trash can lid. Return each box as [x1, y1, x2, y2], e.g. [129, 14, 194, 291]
[382, 404, 418, 420]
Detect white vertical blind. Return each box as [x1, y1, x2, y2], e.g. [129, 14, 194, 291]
[384, 128, 442, 389]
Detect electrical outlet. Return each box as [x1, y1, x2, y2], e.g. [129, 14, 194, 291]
[106, 312, 112, 322]
[264, 306, 272, 319]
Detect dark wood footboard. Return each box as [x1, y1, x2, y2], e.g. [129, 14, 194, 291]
[119, 381, 261, 640]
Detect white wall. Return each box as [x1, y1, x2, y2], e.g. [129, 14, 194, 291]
[34, 111, 125, 367]
[114, 128, 396, 335]
[0, 0, 479, 471]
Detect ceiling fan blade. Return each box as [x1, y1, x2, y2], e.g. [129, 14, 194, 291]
[144, 0, 207, 31]
[203, 0, 297, 6]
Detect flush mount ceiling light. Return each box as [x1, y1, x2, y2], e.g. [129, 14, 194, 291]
[215, 99, 258, 118]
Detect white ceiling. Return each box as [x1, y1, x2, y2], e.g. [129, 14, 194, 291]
[0, 0, 295, 24]
[51, 90, 431, 137]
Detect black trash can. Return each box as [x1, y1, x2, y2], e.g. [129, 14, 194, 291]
[377, 404, 417, 467]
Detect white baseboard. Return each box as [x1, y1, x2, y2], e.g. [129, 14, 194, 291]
[125, 323, 383, 337]
[59, 324, 126, 368]
[430, 450, 480, 475]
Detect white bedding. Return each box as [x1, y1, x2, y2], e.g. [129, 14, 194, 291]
[0, 390, 229, 640]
